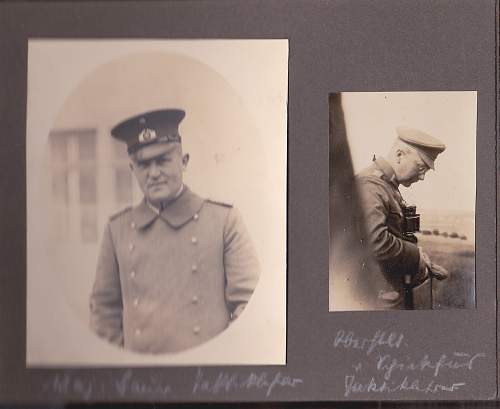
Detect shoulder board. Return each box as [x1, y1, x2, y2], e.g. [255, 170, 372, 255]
[206, 199, 233, 208]
[358, 169, 384, 181]
[109, 206, 132, 221]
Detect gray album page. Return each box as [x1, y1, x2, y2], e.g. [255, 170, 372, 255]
[0, 0, 497, 403]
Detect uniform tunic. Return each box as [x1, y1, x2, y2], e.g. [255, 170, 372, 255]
[89, 186, 260, 353]
[356, 158, 421, 302]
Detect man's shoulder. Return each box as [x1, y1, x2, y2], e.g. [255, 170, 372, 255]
[109, 206, 133, 222]
[202, 198, 243, 227]
[205, 198, 234, 208]
[104, 206, 134, 241]
[201, 198, 236, 222]
[355, 165, 394, 201]
[357, 162, 384, 179]
[356, 166, 388, 187]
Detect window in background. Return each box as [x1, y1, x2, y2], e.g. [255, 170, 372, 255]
[49, 129, 97, 243]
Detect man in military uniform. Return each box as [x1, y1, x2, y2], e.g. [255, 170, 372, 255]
[89, 109, 260, 353]
[356, 126, 449, 309]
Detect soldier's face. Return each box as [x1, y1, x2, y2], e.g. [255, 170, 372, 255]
[130, 143, 189, 206]
[396, 150, 429, 187]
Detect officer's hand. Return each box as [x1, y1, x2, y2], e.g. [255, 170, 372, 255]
[419, 248, 432, 269]
[416, 248, 430, 283]
[418, 248, 431, 273]
[429, 263, 449, 280]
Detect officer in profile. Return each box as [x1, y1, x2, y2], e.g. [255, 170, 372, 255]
[356, 126, 449, 309]
[89, 109, 260, 353]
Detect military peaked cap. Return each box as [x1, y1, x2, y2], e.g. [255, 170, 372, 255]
[111, 109, 185, 154]
[396, 126, 446, 170]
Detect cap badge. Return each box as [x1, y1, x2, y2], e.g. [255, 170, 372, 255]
[138, 128, 157, 143]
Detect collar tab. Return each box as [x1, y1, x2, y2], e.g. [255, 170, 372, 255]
[131, 186, 205, 230]
[374, 157, 398, 187]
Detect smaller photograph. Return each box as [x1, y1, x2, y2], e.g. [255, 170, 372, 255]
[329, 91, 476, 311]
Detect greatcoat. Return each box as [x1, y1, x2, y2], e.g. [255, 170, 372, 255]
[90, 186, 260, 353]
[355, 158, 421, 305]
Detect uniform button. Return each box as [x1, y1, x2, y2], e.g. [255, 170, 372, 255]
[191, 236, 198, 244]
[191, 264, 198, 273]
[130, 270, 136, 279]
[129, 243, 134, 252]
[193, 325, 200, 335]
[135, 328, 141, 336]
[133, 298, 139, 307]
[193, 213, 199, 221]
[130, 221, 136, 229]
[191, 295, 199, 304]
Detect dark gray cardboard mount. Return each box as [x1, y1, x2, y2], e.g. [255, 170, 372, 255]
[0, 0, 497, 403]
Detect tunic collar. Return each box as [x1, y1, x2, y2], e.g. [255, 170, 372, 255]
[374, 157, 399, 188]
[132, 186, 205, 229]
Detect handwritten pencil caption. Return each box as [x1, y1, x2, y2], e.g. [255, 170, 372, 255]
[42, 370, 172, 400]
[192, 368, 303, 397]
[42, 368, 303, 399]
[334, 329, 485, 397]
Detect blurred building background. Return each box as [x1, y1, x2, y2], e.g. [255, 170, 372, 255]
[48, 127, 133, 244]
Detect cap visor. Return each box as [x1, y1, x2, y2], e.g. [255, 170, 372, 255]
[132, 142, 179, 162]
[415, 150, 434, 170]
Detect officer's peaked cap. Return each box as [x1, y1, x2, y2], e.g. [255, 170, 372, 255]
[396, 126, 446, 170]
[111, 109, 185, 154]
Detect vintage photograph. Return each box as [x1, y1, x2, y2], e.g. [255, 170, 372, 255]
[329, 91, 476, 311]
[27, 40, 287, 365]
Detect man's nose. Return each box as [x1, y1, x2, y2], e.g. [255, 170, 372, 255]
[149, 161, 161, 177]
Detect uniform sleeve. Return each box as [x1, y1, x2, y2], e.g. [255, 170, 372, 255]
[357, 179, 420, 277]
[89, 223, 124, 346]
[223, 207, 261, 320]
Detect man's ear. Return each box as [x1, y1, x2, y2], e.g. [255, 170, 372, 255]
[182, 153, 190, 170]
[395, 149, 404, 163]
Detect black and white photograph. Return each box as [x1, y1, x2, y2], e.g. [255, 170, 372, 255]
[329, 91, 476, 311]
[26, 39, 288, 365]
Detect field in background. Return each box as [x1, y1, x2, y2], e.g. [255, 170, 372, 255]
[415, 209, 475, 309]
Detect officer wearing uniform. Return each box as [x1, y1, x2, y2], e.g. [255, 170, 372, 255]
[356, 127, 449, 308]
[89, 109, 260, 353]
